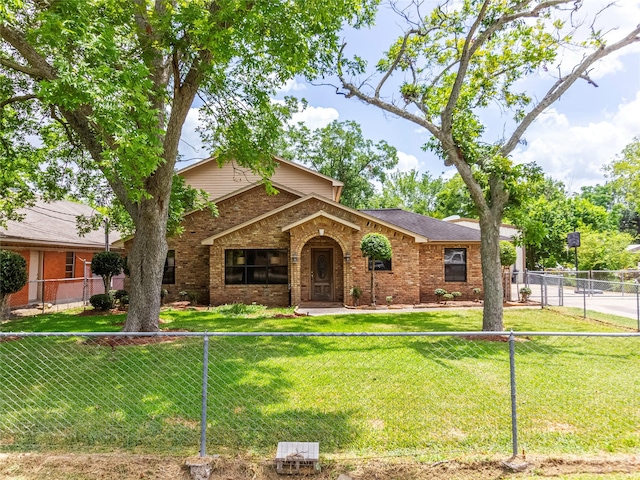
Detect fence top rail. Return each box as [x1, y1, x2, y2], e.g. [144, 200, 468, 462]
[1, 331, 639, 338]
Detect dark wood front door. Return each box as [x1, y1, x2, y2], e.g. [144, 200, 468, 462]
[311, 249, 333, 301]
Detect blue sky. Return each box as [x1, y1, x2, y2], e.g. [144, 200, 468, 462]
[180, 0, 640, 194]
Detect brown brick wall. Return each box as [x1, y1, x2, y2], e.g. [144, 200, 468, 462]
[419, 244, 483, 302]
[158, 186, 300, 304]
[125, 186, 484, 307]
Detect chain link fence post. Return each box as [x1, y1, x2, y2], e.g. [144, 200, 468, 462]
[200, 334, 210, 457]
[636, 283, 639, 332]
[508, 331, 519, 458]
[583, 275, 587, 318]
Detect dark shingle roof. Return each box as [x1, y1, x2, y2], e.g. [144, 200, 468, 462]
[360, 208, 482, 242]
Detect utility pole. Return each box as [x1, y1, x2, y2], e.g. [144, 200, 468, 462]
[104, 218, 110, 252]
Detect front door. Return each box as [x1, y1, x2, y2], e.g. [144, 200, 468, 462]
[311, 249, 333, 301]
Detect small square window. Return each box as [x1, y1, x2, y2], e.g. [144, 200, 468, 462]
[368, 258, 392, 271]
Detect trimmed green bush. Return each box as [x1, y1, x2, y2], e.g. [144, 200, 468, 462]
[350, 286, 362, 306]
[89, 293, 114, 311]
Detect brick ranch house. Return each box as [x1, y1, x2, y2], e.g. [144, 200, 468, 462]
[1, 199, 119, 309]
[118, 157, 486, 307]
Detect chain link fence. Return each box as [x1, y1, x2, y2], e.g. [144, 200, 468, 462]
[511, 272, 640, 329]
[10, 274, 125, 313]
[1, 331, 638, 458]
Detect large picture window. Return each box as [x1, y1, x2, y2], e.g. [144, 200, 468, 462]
[162, 250, 176, 284]
[225, 249, 288, 285]
[444, 248, 466, 282]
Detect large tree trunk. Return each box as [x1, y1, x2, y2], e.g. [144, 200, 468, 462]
[479, 211, 504, 331]
[123, 198, 169, 332]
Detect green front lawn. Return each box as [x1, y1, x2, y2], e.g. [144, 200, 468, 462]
[0, 304, 627, 334]
[0, 306, 637, 459]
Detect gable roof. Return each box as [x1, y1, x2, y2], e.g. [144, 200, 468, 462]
[282, 211, 361, 232]
[1, 199, 120, 249]
[201, 194, 431, 245]
[210, 180, 305, 204]
[177, 155, 341, 185]
[360, 209, 482, 242]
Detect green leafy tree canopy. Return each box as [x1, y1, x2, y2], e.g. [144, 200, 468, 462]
[335, 1, 640, 330]
[499, 241, 517, 268]
[279, 120, 398, 209]
[91, 251, 124, 294]
[0, 0, 377, 331]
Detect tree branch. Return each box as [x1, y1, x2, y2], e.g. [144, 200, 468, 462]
[0, 56, 44, 78]
[441, 0, 491, 133]
[375, 29, 420, 98]
[442, 0, 577, 133]
[502, 25, 640, 155]
[340, 79, 441, 139]
[0, 93, 37, 109]
[0, 25, 57, 80]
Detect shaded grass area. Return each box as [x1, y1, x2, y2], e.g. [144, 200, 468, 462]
[0, 307, 638, 458]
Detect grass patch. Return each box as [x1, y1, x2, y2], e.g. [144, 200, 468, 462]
[550, 306, 639, 330]
[0, 307, 637, 458]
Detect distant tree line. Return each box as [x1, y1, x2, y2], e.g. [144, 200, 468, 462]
[280, 124, 640, 272]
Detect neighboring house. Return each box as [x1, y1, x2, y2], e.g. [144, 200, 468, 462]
[117, 156, 486, 307]
[0, 199, 120, 308]
[443, 216, 526, 275]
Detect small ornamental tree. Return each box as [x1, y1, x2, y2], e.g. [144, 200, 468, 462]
[500, 241, 518, 268]
[360, 233, 392, 305]
[0, 250, 28, 318]
[500, 241, 518, 301]
[91, 251, 124, 294]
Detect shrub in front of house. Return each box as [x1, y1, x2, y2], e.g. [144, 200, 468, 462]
[89, 293, 114, 311]
[350, 286, 362, 306]
[472, 287, 482, 301]
[434, 288, 447, 303]
[520, 287, 532, 302]
[451, 291, 462, 300]
[442, 293, 454, 304]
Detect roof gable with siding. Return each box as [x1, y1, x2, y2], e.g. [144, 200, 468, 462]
[178, 156, 342, 202]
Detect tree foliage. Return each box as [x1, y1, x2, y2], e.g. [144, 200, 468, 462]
[0, 0, 376, 331]
[336, 1, 640, 330]
[0, 249, 28, 318]
[91, 251, 124, 294]
[499, 241, 517, 268]
[360, 232, 392, 305]
[279, 120, 398, 209]
[370, 169, 443, 215]
[607, 137, 640, 217]
[578, 228, 638, 271]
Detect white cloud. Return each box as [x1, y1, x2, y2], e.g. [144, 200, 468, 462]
[512, 89, 640, 192]
[289, 106, 339, 129]
[395, 151, 420, 171]
[550, 0, 640, 80]
[277, 78, 307, 93]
